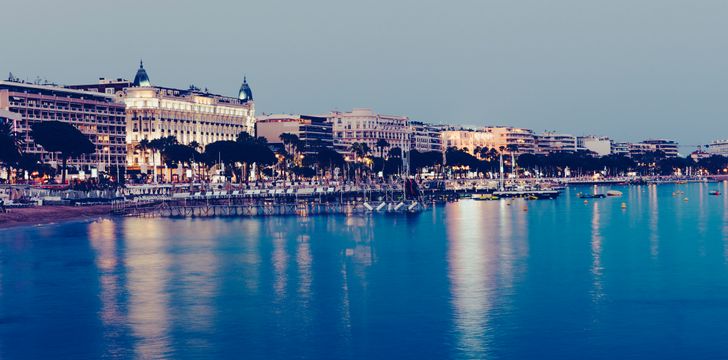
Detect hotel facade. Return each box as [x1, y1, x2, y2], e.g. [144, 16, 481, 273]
[330, 108, 410, 155]
[0, 80, 127, 174]
[71, 62, 256, 171]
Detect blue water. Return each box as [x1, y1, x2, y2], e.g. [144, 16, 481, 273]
[1, 183, 728, 359]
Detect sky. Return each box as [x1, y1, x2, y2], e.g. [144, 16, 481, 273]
[3, 0, 727, 151]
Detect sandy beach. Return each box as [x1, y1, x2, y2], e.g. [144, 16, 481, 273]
[0, 205, 113, 229]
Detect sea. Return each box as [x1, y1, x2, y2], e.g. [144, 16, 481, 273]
[1, 182, 728, 359]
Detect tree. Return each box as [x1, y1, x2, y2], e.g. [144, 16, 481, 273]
[375, 139, 390, 158]
[15, 153, 56, 180]
[163, 144, 200, 168]
[0, 120, 20, 181]
[350, 142, 371, 159]
[204, 140, 240, 180]
[698, 155, 728, 174]
[310, 147, 345, 179]
[30, 121, 94, 184]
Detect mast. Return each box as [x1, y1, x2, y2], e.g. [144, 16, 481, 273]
[499, 152, 504, 191]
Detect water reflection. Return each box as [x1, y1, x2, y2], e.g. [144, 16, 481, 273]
[123, 219, 172, 359]
[87, 219, 127, 356]
[448, 200, 523, 357]
[648, 185, 659, 258]
[590, 202, 603, 302]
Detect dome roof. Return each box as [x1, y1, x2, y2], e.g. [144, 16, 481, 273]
[238, 76, 253, 102]
[133, 60, 151, 87]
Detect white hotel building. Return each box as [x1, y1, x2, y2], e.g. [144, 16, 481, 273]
[72, 62, 256, 171]
[329, 108, 410, 155]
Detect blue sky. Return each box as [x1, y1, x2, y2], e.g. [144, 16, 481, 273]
[3, 0, 727, 150]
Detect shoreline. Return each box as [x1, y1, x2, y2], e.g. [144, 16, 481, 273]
[0, 205, 113, 229]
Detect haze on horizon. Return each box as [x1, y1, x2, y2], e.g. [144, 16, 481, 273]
[3, 0, 727, 150]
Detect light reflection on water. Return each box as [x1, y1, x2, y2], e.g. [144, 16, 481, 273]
[1, 184, 728, 358]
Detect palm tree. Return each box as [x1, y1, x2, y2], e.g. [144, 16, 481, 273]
[0, 121, 20, 182]
[375, 139, 390, 159]
[30, 121, 95, 184]
[148, 136, 178, 182]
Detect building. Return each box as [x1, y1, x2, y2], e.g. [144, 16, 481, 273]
[628, 142, 655, 158]
[690, 148, 711, 161]
[535, 131, 577, 154]
[329, 108, 410, 155]
[66, 77, 132, 96]
[706, 140, 728, 156]
[256, 114, 333, 155]
[482, 126, 536, 154]
[577, 136, 612, 157]
[410, 121, 442, 153]
[642, 139, 679, 157]
[69, 62, 256, 172]
[610, 142, 630, 156]
[440, 128, 495, 154]
[0, 109, 21, 129]
[0, 80, 127, 175]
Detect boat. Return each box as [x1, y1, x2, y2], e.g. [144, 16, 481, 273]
[473, 193, 498, 201]
[577, 193, 606, 199]
[709, 190, 721, 196]
[493, 189, 560, 199]
[606, 190, 623, 197]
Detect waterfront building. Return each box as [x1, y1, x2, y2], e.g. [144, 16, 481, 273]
[0, 80, 127, 174]
[410, 121, 442, 153]
[440, 126, 536, 154]
[535, 131, 577, 154]
[690, 148, 711, 161]
[628, 142, 655, 158]
[440, 128, 495, 154]
[705, 140, 728, 157]
[329, 108, 410, 155]
[66, 77, 132, 96]
[577, 136, 612, 157]
[482, 126, 537, 154]
[256, 114, 333, 155]
[69, 62, 256, 172]
[642, 139, 679, 157]
[610, 142, 630, 156]
[0, 109, 21, 129]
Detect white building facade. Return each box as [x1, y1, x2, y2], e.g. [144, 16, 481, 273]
[329, 108, 410, 155]
[577, 136, 612, 157]
[706, 140, 728, 156]
[535, 131, 577, 154]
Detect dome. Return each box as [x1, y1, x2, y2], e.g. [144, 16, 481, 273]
[133, 60, 151, 87]
[238, 76, 253, 102]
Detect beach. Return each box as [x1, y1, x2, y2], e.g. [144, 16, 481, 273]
[0, 205, 112, 229]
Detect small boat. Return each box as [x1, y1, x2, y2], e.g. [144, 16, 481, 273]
[606, 190, 622, 197]
[577, 193, 606, 199]
[473, 193, 498, 201]
[709, 190, 721, 196]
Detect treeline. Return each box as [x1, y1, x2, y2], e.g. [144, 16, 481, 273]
[3, 121, 728, 184]
[442, 147, 728, 177]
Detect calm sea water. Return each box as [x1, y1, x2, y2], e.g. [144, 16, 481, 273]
[1, 183, 728, 359]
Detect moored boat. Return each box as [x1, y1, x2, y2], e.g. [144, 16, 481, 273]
[473, 193, 499, 201]
[577, 193, 606, 199]
[606, 190, 623, 197]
